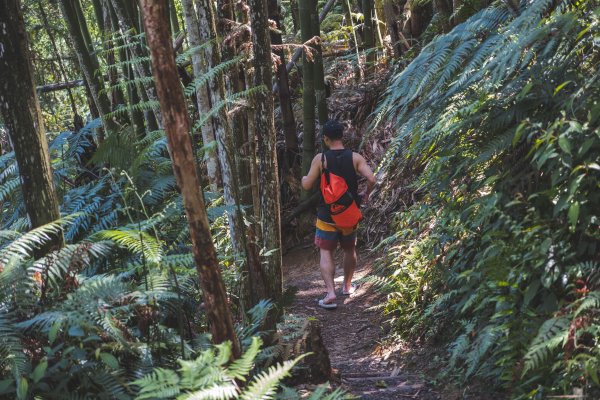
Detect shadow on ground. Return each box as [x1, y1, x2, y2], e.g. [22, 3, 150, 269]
[282, 245, 441, 399]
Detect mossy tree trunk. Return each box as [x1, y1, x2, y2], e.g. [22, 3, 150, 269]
[181, 0, 222, 191]
[216, 0, 254, 211]
[196, 0, 265, 309]
[139, 0, 241, 358]
[248, 0, 283, 309]
[0, 0, 64, 253]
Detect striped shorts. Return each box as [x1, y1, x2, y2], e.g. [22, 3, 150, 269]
[314, 218, 358, 251]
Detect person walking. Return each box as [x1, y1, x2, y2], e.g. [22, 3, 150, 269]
[301, 120, 376, 309]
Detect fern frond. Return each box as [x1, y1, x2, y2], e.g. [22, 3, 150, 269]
[227, 337, 261, 381]
[239, 355, 306, 400]
[522, 317, 569, 376]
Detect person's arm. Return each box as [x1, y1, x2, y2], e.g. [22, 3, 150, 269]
[355, 153, 376, 203]
[301, 154, 323, 190]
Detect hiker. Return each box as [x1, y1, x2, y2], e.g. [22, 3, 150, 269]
[301, 120, 376, 309]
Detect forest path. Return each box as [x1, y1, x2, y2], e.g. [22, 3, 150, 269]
[282, 245, 440, 399]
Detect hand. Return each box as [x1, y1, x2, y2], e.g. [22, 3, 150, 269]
[360, 191, 370, 205]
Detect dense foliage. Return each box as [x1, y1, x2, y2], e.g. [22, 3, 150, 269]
[372, 0, 600, 397]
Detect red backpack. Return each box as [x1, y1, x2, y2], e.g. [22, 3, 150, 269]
[320, 151, 363, 228]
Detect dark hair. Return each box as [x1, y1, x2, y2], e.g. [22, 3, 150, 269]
[322, 120, 344, 140]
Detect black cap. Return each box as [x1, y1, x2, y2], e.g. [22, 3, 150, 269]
[322, 120, 344, 140]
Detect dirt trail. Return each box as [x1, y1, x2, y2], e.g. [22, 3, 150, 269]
[282, 245, 440, 399]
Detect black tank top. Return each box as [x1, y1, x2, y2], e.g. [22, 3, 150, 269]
[317, 149, 359, 222]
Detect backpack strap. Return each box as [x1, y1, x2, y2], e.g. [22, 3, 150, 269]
[321, 151, 330, 184]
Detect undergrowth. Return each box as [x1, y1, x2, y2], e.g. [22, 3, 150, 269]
[370, 0, 600, 398]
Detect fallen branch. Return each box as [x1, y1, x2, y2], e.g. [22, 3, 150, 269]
[37, 79, 85, 93]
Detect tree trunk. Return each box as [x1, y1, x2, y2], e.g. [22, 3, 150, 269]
[269, 0, 299, 170]
[74, 0, 95, 54]
[434, 0, 452, 33]
[452, 0, 465, 25]
[59, 0, 118, 141]
[384, 0, 403, 57]
[310, 1, 328, 124]
[108, 1, 146, 136]
[290, 0, 300, 33]
[362, 0, 376, 65]
[404, 0, 432, 39]
[91, 0, 105, 30]
[37, 0, 79, 118]
[0, 0, 64, 254]
[344, 0, 363, 81]
[216, 0, 254, 210]
[102, 1, 125, 110]
[168, 0, 181, 35]
[181, 0, 222, 191]
[196, 0, 266, 308]
[245, 71, 262, 224]
[272, 0, 337, 93]
[139, 0, 241, 358]
[248, 0, 283, 307]
[300, 0, 317, 184]
[110, 0, 163, 128]
[300, 0, 316, 177]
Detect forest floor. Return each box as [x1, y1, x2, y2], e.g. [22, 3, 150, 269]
[282, 244, 443, 399]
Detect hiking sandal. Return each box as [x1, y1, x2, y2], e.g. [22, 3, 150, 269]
[341, 283, 358, 296]
[318, 296, 337, 309]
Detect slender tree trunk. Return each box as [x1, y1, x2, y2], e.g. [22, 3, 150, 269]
[74, 0, 95, 52]
[59, 0, 118, 141]
[404, 0, 432, 39]
[196, 0, 265, 308]
[110, 0, 163, 128]
[217, 0, 254, 210]
[91, 0, 105, 29]
[102, 1, 125, 110]
[434, 0, 452, 32]
[300, 0, 316, 184]
[139, 0, 241, 358]
[345, 0, 363, 80]
[452, 0, 464, 25]
[249, 0, 283, 307]
[269, 0, 299, 170]
[243, 69, 261, 223]
[362, 0, 376, 65]
[108, 1, 147, 136]
[384, 0, 403, 57]
[181, 0, 222, 191]
[271, 0, 338, 93]
[310, 1, 328, 124]
[37, 0, 79, 118]
[0, 0, 64, 253]
[199, 0, 266, 309]
[168, 0, 181, 35]
[290, 0, 300, 33]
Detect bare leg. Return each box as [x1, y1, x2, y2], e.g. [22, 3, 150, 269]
[320, 249, 337, 302]
[342, 247, 357, 292]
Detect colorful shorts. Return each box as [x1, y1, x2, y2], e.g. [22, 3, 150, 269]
[314, 218, 358, 251]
